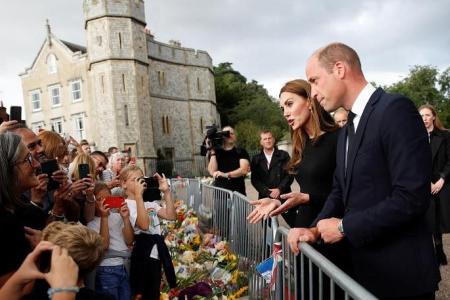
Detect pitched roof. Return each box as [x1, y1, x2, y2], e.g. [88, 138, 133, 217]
[61, 40, 86, 53]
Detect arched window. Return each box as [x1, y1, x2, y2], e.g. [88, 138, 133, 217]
[47, 54, 57, 74]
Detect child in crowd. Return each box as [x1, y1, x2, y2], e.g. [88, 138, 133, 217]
[119, 165, 177, 300]
[87, 182, 134, 300]
[24, 221, 114, 300]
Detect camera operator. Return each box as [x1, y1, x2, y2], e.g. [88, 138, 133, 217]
[207, 126, 250, 195]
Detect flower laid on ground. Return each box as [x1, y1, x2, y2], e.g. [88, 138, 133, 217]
[160, 199, 248, 299]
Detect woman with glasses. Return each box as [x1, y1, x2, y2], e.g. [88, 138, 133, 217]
[0, 132, 41, 286]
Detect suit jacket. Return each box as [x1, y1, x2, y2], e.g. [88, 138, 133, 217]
[315, 88, 440, 298]
[250, 148, 293, 199]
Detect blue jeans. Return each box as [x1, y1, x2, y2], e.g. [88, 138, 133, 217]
[95, 265, 131, 300]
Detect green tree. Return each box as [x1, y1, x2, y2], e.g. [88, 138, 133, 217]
[385, 65, 450, 127]
[214, 62, 288, 151]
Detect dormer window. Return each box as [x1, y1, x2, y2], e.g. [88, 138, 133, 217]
[47, 53, 57, 74]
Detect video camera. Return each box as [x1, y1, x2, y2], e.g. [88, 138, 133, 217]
[200, 124, 231, 156]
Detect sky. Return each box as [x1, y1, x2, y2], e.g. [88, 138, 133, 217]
[1, 0, 449, 114]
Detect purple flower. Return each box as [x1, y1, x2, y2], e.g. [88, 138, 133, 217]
[178, 282, 213, 300]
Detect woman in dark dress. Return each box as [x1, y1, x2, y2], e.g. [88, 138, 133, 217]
[419, 104, 450, 265]
[248, 79, 338, 227]
[247, 79, 348, 299]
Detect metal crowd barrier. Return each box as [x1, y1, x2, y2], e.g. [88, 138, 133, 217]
[273, 226, 377, 300]
[231, 192, 275, 299]
[170, 178, 202, 211]
[200, 183, 234, 241]
[169, 179, 377, 300]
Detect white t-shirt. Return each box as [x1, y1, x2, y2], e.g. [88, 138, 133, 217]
[87, 213, 129, 266]
[125, 199, 162, 259]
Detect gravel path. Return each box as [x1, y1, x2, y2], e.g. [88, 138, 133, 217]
[436, 234, 450, 300]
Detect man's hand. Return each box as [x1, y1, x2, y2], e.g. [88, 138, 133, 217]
[432, 178, 445, 195]
[317, 218, 344, 244]
[0, 120, 18, 134]
[288, 227, 319, 255]
[269, 188, 281, 199]
[212, 171, 228, 179]
[247, 198, 281, 223]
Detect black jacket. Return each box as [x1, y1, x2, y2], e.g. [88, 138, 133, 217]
[250, 148, 293, 199]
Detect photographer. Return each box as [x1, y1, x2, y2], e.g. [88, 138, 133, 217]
[207, 126, 250, 195]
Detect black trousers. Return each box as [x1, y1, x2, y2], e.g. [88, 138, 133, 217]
[130, 253, 161, 299]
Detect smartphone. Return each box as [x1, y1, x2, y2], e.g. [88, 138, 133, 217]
[40, 159, 60, 190]
[39, 250, 52, 273]
[78, 163, 90, 179]
[10, 106, 22, 122]
[104, 196, 125, 209]
[143, 176, 161, 201]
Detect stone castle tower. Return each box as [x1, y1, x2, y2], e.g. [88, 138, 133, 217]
[83, 0, 156, 162]
[20, 0, 218, 176]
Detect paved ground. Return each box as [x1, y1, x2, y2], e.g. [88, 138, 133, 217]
[244, 179, 450, 299]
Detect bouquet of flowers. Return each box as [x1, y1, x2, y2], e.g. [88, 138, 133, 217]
[160, 200, 248, 299]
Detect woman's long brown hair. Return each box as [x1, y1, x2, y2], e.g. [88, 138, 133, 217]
[279, 79, 338, 174]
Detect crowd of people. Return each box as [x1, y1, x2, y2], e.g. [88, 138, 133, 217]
[0, 121, 177, 300]
[1, 41, 449, 300]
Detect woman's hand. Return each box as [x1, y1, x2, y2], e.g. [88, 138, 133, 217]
[431, 178, 445, 194]
[247, 198, 281, 224]
[119, 202, 130, 219]
[270, 192, 309, 216]
[96, 199, 110, 218]
[44, 245, 78, 289]
[134, 177, 147, 198]
[154, 173, 169, 193]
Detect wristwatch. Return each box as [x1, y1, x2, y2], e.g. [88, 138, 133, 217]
[338, 219, 345, 236]
[224, 172, 230, 179]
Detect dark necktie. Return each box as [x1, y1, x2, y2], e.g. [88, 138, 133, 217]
[347, 111, 356, 145]
[345, 111, 356, 174]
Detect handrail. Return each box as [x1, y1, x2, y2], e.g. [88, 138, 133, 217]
[275, 227, 378, 300]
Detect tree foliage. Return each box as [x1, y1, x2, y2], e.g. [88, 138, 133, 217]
[213, 63, 288, 152]
[384, 65, 450, 127]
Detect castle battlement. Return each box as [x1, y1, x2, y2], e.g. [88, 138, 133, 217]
[147, 39, 213, 70]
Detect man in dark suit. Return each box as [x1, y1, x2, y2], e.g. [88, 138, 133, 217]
[288, 43, 440, 299]
[251, 130, 294, 226]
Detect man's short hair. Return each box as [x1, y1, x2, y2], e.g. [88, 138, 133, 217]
[108, 146, 118, 154]
[91, 150, 108, 162]
[80, 139, 89, 146]
[316, 42, 362, 73]
[42, 221, 104, 278]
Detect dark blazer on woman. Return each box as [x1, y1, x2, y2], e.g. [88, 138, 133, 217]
[429, 128, 450, 233]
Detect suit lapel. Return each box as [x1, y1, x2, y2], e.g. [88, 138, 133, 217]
[259, 151, 269, 172]
[430, 133, 443, 162]
[344, 88, 383, 205]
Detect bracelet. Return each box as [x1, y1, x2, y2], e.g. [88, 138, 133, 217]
[30, 200, 43, 209]
[47, 287, 80, 299]
[48, 210, 65, 220]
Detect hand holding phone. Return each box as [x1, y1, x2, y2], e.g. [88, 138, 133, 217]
[143, 176, 161, 202]
[10, 106, 22, 122]
[40, 159, 60, 190]
[78, 163, 90, 179]
[104, 196, 125, 209]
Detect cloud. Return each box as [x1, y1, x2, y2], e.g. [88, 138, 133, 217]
[0, 0, 449, 110]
